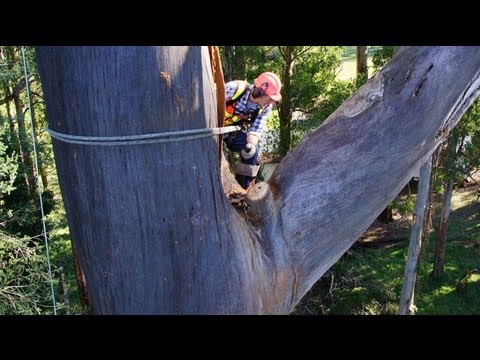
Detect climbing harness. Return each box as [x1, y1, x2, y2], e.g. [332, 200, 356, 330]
[21, 46, 57, 314]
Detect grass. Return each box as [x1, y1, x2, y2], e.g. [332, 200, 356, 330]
[294, 182, 480, 315]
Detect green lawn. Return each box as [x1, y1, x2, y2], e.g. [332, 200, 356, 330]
[294, 183, 480, 315]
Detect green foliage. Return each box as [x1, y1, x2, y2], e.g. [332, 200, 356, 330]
[1, 182, 55, 236]
[0, 46, 55, 237]
[371, 46, 394, 72]
[260, 79, 358, 152]
[289, 47, 343, 114]
[0, 231, 55, 314]
[311, 79, 357, 123]
[433, 99, 480, 194]
[454, 98, 480, 181]
[260, 110, 280, 153]
[392, 193, 416, 219]
[290, 79, 358, 148]
[220, 46, 349, 154]
[0, 124, 18, 199]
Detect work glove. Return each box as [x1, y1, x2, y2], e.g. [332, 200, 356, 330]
[241, 143, 256, 160]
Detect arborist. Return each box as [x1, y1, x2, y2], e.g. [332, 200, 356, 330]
[224, 71, 282, 190]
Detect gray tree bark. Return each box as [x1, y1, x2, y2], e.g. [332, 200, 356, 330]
[398, 157, 431, 315]
[36, 46, 480, 314]
[393, 46, 407, 56]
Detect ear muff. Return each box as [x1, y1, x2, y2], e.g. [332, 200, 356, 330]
[251, 87, 264, 99]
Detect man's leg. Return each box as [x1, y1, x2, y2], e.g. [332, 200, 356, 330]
[224, 131, 260, 189]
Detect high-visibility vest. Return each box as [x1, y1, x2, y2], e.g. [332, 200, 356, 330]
[225, 81, 265, 126]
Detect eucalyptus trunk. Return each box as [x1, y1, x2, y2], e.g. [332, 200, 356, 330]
[399, 157, 431, 315]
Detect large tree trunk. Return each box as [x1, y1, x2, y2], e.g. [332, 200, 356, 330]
[36, 46, 480, 314]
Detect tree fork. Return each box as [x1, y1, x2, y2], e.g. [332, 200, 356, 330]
[36, 46, 480, 314]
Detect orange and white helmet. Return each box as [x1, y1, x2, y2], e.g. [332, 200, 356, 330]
[254, 72, 282, 102]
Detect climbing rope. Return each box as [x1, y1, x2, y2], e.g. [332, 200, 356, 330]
[21, 46, 57, 315]
[46, 125, 241, 146]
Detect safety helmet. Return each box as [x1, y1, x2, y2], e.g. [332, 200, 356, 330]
[254, 72, 282, 102]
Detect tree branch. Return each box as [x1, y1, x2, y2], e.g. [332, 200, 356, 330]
[263, 46, 480, 310]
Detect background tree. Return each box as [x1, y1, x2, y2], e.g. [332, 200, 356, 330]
[431, 100, 480, 278]
[432, 134, 457, 278]
[372, 46, 394, 72]
[221, 46, 247, 81]
[36, 46, 480, 314]
[219, 46, 345, 155]
[0, 46, 53, 236]
[356, 46, 368, 83]
[0, 46, 57, 314]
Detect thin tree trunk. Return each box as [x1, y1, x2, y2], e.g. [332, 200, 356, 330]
[377, 204, 393, 223]
[59, 266, 70, 315]
[28, 99, 49, 189]
[432, 179, 453, 278]
[432, 134, 458, 278]
[36, 46, 480, 314]
[421, 146, 440, 255]
[222, 46, 235, 82]
[399, 156, 432, 315]
[278, 46, 294, 156]
[222, 46, 246, 82]
[356, 46, 368, 80]
[5, 87, 24, 171]
[13, 88, 35, 197]
[432, 152, 455, 279]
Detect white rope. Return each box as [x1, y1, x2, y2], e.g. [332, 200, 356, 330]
[21, 46, 57, 315]
[46, 125, 241, 146]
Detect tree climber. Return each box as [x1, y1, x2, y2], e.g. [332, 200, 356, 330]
[223, 71, 282, 190]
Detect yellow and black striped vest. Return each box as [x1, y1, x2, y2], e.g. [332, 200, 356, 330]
[225, 81, 265, 126]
